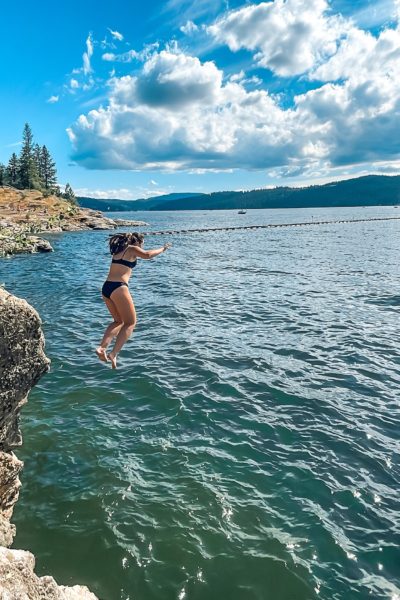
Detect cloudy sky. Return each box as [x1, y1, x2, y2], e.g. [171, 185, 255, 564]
[1, 0, 399, 199]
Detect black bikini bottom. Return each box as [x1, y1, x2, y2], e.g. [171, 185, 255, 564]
[102, 280, 128, 299]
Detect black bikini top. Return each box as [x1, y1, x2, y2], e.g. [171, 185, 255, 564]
[112, 248, 137, 269]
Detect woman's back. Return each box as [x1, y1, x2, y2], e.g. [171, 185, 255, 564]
[108, 247, 137, 282]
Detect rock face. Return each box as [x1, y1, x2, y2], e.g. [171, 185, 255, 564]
[0, 547, 98, 599]
[0, 288, 98, 599]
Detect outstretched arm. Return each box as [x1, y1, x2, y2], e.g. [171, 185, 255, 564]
[131, 242, 172, 260]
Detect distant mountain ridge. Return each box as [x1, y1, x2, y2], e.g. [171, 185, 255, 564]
[77, 192, 204, 211]
[77, 175, 400, 212]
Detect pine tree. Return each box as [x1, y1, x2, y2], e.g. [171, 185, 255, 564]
[6, 153, 19, 187]
[63, 183, 76, 204]
[4, 124, 61, 193]
[40, 145, 58, 191]
[18, 123, 39, 189]
[33, 143, 43, 184]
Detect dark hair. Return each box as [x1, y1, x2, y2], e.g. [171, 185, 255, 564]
[109, 232, 144, 255]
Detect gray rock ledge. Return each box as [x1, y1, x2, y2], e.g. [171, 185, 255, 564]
[0, 288, 98, 599]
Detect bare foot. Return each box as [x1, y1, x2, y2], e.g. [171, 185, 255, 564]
[108, 353, 117, 369]
[96, 347, 108, 362]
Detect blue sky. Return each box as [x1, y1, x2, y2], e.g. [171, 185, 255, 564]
[0, 0, 399, 199]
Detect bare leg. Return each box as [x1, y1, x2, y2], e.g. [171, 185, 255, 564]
[100, 321, 123, 348]
[108, 325, 135, 368]
[96, 295, 123, 362]
[107, 286, 137, 369]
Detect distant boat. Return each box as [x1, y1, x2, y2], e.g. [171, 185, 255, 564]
[238, 209, 247, 214]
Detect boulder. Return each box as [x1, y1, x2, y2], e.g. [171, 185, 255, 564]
[0, 289, 98, 598]
[0, 548, 97, 599]
[27, 235, 53, 253]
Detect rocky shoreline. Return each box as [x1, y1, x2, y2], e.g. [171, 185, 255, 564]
[0, 287, 98, 599]
[0, 186, 147, 257]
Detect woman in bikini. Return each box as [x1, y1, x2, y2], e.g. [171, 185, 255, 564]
[96, 232, 172, 368]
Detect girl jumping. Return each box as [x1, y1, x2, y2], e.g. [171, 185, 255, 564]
[96, 232, 172, 368]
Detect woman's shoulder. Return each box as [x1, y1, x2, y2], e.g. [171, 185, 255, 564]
[112, 246, 134, 259]
[126, 245, 139, 257]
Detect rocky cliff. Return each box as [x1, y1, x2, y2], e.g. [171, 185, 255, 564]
[0, 288, 98, 599]
[0, 186, 148, 257]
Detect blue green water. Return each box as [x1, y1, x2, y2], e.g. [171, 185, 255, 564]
[1, 206, 399, 600]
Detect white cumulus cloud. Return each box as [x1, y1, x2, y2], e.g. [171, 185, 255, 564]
[134, 49, 223, 107]
[311, 26, 400, 82]
[47, 95, 59, 103]
[67, 6, 400, 175]
[207, 0, 348, 77]
[67, 48, 307, 170]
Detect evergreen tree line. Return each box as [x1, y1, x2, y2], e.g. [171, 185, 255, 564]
[0, 123, 76, 203]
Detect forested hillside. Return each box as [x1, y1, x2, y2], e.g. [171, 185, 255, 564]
[77, 175, 400, 212]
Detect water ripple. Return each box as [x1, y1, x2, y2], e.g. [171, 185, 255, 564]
[1, 207, 399, 600]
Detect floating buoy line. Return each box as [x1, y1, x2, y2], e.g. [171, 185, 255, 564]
[142, 216, 400, 236]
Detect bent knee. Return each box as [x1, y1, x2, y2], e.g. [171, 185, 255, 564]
[113, 320, 123, 326]
[124, 319, 136, 328]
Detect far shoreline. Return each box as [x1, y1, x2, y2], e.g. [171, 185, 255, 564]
[77, 174, 400, 213]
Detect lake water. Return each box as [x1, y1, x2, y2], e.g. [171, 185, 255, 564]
[1, 206, 399, 600]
